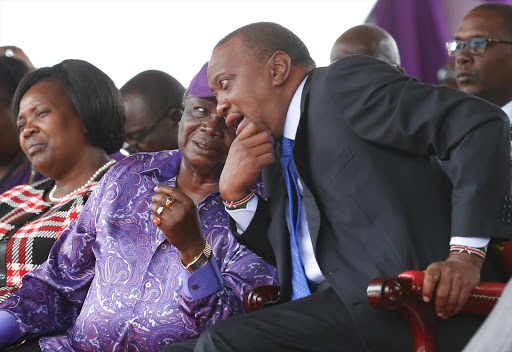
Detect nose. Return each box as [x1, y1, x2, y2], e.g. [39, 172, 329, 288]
[455, 45, 472, 66]
[21, 120, 38, 138]
[216, 95, 230, 118]
[200, 114, 225, 137]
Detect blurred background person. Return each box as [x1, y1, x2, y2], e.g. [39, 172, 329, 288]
[120, 70, 185, 154]
[449, 3, 512, 123]
[437, 58, 458, 88]
[0, 56, 45, 194]
[0, 46, 35, 70]
[0, 59, 124, 303]
[330, 23, 404, 73]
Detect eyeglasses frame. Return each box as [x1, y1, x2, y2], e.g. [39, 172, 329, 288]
[446, 37, 512, 57]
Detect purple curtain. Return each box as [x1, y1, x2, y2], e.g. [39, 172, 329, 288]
[366, 0, 450, 84]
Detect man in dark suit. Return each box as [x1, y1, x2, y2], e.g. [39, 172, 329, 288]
[167, 22, 512, 351]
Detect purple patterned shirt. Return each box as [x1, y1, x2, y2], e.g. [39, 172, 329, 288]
[0, 150, 277, 351]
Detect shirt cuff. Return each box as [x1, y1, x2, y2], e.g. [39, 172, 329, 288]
[226, 196, 258, 234]
[450, 236, 490, 250]
[180, 255, 224, 300]
[0, 311, 22, 349]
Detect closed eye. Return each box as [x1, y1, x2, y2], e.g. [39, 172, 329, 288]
[17, 123, 26, 133]
[37, 109, 50, 118]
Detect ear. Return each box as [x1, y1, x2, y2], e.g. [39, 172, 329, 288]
[268, 51, 292, 87]
[167, 107, 183, 131]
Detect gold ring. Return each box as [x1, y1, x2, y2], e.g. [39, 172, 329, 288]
[156, 206, 165, 216]
[153, 217, 161, 226]
[165, 196, 175, 208]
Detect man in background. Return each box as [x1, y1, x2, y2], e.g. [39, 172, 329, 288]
[121, 70, 185, 153]
[330, 23, 403, 73]
[449, 3, 512, 122]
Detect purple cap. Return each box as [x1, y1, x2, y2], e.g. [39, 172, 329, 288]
[187, 62, 214, 98]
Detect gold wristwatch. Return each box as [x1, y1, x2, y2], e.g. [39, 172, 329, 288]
[180, 242, 212, 273]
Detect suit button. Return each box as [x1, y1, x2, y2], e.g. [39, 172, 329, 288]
[192, 285, 199, 291]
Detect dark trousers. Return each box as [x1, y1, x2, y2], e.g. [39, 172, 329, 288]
[7, 338, 42, 351]
[164, 286, 365, 352]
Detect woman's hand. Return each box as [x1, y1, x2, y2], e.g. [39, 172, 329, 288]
[150, 185, 206, 264]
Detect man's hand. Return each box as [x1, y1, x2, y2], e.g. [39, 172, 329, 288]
[150, 186, 205, 264]
[422, 251, 484, 318]
[219, 121, 275, 202]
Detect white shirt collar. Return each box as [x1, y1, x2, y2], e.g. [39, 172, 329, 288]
[501, 100, 512, 124]
[283, 77, 308, 141]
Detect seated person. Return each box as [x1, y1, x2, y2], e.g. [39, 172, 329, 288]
[0, 59, 124, 303]
[330, 23, 404, 72]
[437, 58, 457, 88]
[121, 70, 185, 154]
[0, 46, 34, 70]
[0, 62, 277, 351]
[0, 56, 45, 194]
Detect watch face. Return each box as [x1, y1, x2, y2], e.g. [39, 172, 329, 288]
[190, 254, 209, 271]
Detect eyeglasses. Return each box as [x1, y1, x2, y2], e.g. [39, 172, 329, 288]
[122, 111, 169, 154]
[446, 37, 512, 56]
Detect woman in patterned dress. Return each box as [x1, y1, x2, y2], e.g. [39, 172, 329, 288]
[0, 59, 125, 303]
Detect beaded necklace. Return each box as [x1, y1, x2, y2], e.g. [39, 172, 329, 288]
[48, 159, 116, 203]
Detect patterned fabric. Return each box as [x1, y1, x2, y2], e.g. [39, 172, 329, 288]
[1, 150, 277, 352]
[0, 178, 96, 304]
[280, 137, 311, 300]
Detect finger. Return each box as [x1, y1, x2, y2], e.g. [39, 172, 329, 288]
[452, 281, 472, 316]
[150, 202, 169, 216]
[152, 193, 179, 208]
[237, 142, 276, 162]
[153, 186, 185, 203]
[422, 265, 442, 303]
[150, 213, 161, 226]
[436, 276, 460, 318]
[165, 196, 176, 208]
[236, 122, 273, 142]
[256, 151, 276, 168]
[235, 129, 274, 148]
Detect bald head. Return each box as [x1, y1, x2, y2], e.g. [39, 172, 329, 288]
[330, 24, 402, 68]
[121, 70, 185, 153]
[121, 70, 185, 116]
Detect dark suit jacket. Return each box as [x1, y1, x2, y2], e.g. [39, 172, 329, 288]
[235, 55, 512, 351]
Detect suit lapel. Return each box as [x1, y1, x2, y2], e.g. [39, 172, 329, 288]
[263, 140, 293, 298]
[294, 75, 321, 252]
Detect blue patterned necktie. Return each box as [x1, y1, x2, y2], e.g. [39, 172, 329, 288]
[280, 137, 311, 300]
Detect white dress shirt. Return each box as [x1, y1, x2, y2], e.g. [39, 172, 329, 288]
[501, 100, 512, 123]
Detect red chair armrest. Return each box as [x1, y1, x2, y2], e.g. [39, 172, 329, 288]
[367, 270, 505, 352]
[243, 285, 280, 313]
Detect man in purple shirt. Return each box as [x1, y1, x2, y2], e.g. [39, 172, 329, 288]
[0, 63, 277, 351]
